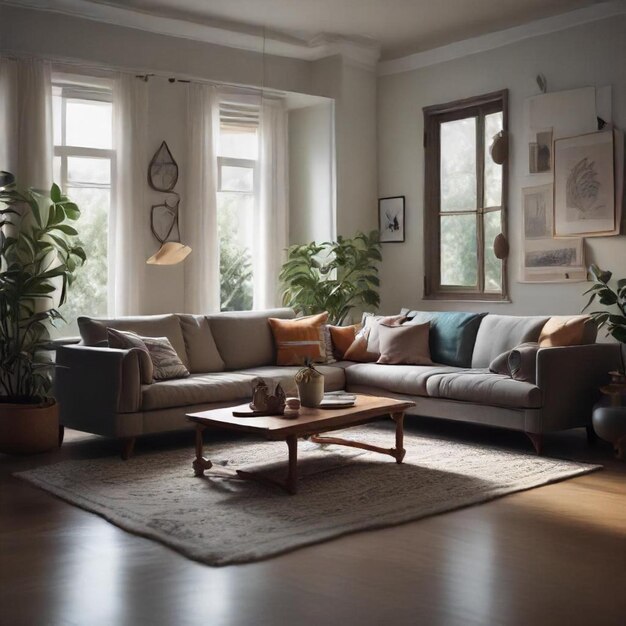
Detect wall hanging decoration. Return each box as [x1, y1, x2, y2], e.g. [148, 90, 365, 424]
[553, 130, 616, 237]
[146, 141, 191, 265]
[378, 196, 405, 243]
[520, 184, 586, 283]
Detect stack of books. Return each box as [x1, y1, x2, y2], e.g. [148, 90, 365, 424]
[318, 393, 357, 408]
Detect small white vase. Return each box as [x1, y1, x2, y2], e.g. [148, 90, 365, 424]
[297, 374, 325, 408]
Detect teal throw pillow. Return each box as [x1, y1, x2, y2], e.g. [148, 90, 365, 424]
[406, 311, 487, 367]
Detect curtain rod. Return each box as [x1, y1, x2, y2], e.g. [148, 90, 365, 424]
[0, 50, 288, 98]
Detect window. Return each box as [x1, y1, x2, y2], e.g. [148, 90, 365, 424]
[52, 78, 113, 335]
[216, 101, 259, 311]
[423, 90, 508, 300]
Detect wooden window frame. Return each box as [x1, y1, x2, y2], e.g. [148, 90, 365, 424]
[423, 89, 509, 301]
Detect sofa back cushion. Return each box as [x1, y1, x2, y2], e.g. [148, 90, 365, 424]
[176, 314, 225, 373]
[78, 314, 189, 368]
[471, 314, 549, 368]
[406, 311, 487, 367]
[208, 308, 295, 370]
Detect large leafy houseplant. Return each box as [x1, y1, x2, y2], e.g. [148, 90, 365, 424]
[582, 264, 626, 371]
[0, 172, 86, 452]
[279, 231, 382, 325]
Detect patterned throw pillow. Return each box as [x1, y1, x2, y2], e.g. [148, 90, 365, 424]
[141, 336, 190, 381]
[106, 328, 154, 385]
[344, 315, 406, 362]
[268, 312, 329, 366]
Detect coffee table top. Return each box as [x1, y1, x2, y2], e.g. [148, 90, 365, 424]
[187, 394, 414, 440]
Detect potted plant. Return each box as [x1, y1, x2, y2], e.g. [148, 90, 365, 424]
[0, 172, 86, 454]
[294, 358, 324, 408]
[583, 264, 626, 379]
[279, 231, 382, 325]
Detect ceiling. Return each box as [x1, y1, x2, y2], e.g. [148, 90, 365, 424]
[92, 0, 601, 59]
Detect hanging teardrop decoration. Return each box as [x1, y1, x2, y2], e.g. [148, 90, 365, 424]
[148, 141, 179, 192]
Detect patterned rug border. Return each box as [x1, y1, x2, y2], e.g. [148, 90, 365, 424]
[15, 431, 602, 567]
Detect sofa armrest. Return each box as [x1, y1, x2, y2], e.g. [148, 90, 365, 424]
[536, 343, 621, 431]
[55, 345, 142, 436]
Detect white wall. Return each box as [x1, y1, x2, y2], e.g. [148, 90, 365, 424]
[288, 101, 335, 244]
[377, 16, 626, 316]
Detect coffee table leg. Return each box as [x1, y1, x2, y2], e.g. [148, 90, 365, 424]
[286, 435, 298, 494]
[192, 424, 213, 476]
[391, 411, 406, 464]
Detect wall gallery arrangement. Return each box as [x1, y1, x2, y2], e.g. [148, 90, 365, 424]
[520, 86, 623, 283]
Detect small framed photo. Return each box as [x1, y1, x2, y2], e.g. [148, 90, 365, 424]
[379, 196, 405, 243]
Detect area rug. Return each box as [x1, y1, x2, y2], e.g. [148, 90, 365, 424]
[16, 425, 600, 566]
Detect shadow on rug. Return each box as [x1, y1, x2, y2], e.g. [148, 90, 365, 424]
[16, 425, 600, 566]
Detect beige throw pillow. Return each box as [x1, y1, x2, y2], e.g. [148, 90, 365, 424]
[106, 328, 154, 385]
[377, 322, 433, 365]
[142, 336, 190, 381]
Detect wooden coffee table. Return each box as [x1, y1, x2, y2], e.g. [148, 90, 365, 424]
[187, 394, 415, 494]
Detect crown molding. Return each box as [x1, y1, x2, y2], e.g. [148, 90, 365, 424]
[1, 0, 381, 68]
[378, 0, 626, 76]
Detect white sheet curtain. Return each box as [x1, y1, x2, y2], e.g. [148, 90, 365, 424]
[0, 57, 52, 190]
[253, 97, 289, 310]
[109, 73, 149, 316]
[183, 83, 220, 313]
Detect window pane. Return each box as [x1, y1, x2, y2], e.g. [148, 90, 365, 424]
[57, 186, 110, 335]
[53, 157, 62, 185]
[440, 117, 477, 212]
[220, 165, 254, 192]
[217, 192, 254, 311]
[219, 127, 258, 159]
[484, 210, 503, 292]
[65, 99, 112, 149]
[440, 214, 477, 286]
[484, 112, 503, 208]
[67, 156, 110, 185]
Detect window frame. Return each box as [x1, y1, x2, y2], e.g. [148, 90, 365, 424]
[217, 156, 257, 194]
[54, 85, 115, 194]
[423, 89, 509, 301]
[52, 81, 115, 334]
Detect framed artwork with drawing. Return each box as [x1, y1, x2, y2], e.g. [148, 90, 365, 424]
[379, 196, 405, 243]
[553, 130, 615, 237]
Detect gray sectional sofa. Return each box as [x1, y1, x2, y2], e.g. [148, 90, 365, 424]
[55, 308, 621, 458]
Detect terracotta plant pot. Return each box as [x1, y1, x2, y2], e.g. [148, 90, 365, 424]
[0, 398, 59, 455]
[296, 374, 325, 408]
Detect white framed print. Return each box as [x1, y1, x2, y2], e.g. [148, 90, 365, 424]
[379, 196, 405, 243]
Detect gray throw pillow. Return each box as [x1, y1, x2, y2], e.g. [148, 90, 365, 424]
[508, 342, 540, 384]
[107, 328, 154, 385]
[142, 336, 190, 381]
[489, 342, 540, 384]
[377, 322, 433, 365]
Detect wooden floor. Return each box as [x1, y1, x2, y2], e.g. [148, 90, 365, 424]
[1, 419, 625, 626]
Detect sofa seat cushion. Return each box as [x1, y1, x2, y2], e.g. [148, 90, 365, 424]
[345, 363, 462, 397]
[235, 365, 346, 396]
[141, 373, 256, 411]
[426, 370, 542, 409]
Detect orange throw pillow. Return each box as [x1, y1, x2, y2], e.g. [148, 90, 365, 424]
[328, 324, 360, 360]
[539, 315, 593, 347]
[269, 312, 329, 366]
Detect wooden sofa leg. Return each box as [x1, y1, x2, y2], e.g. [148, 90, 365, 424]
[120, 437, 136, 460]
[526, 432, 544, 455]
[586, 424, 598, 445]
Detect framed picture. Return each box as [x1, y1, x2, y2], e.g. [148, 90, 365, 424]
[379, 196, 405, 243]
[528, 127, 553, 174]
[554, 130, 615, 237]
[520, 184, 586, 283]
